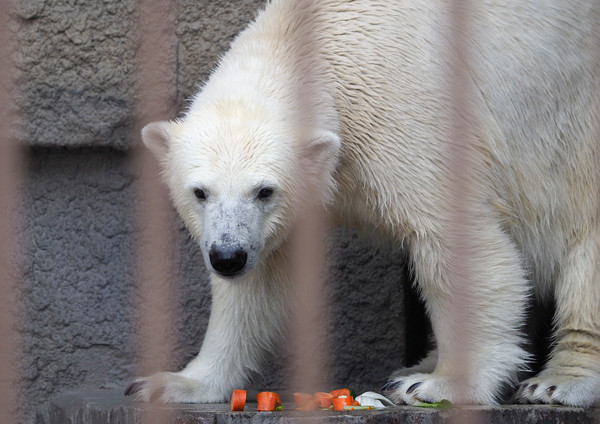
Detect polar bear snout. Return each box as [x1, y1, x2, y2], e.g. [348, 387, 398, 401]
[209, 244, 248, 277]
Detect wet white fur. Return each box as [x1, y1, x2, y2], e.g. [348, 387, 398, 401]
[136, 0, 600, 406]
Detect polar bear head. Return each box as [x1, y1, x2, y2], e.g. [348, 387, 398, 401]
[141, 98, 340, 279]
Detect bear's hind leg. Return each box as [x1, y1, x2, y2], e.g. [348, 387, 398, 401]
[386, 222, 529, 405]
[516, 235, 600, 407]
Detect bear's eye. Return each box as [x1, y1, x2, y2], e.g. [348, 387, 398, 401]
[257, 187, 274, 201]
[193, 188, 207, 201]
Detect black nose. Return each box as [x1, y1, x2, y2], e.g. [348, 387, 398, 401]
[209, 246, 248, 277]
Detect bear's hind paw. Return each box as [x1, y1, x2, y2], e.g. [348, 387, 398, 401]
[515, 372, 600, 407]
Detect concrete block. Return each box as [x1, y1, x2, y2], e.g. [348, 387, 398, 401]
[21, 149, 138, 423]
[16, 0, 138, 149]
[40, 390, 600, 424]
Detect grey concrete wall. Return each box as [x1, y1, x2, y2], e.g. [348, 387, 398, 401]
[13, 1, 408, 423]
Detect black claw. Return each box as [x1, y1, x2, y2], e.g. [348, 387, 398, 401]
[406, 382, 422, 395]
[381, 380, 403, 393]
[529, 384, 538, 394]
[124, 381, 144, 397]
[546, 385, 557, 394]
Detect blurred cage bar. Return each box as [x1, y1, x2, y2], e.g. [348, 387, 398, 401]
[444, 0, 479, 421]
[0, 1, 27, 424]
[287, 0, 333, 396]
[132, 0, 179, 420]
[0, 0, 598, 422]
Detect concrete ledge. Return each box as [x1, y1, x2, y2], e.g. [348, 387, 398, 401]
[40, 389, 599, 424]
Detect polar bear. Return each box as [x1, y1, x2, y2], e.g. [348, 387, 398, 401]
[126, 0, 600, 407]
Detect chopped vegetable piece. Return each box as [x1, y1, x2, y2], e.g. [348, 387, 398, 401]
[230, 389, 247, 411]
[256, 391, 281, 411]
[293, 392, 313, 409]
[257, 396, 276, 411]
[314, 392, 334, 408]
[330, 388, 351, 398]
[305, 398, 321, 410]
[332, 397, 347, 411]
[343, 405, 373, 410]
[355, 392, 394, 408]
[412, 399, 454, 410]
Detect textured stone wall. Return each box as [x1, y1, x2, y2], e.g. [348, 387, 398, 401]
[16, 0, 137, 149]
[14, 1, 408, 423]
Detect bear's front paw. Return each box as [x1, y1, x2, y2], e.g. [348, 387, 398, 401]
[515, 371, 600, 407]
[125, 372, 224, 403]
[382, 372, 496, 405]
[382, 373, 455, 405]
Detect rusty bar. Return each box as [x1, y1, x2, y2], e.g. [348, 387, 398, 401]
[592, 9, 600, 424]
[0, 1, 26, 423]
[131, 0, 179, 410]
[444, 0, 482, 422]
[287, 0, 333, 400]
[445, 0, 476, 368]
[289, 202, 332, 394]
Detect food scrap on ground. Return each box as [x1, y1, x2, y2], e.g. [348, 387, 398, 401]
[232, 389, 392, 412]
[230, 389, 247, 411]
[294, 388, 375, 411]
[412, 399, 454, 410]
[256, 391, 283, 411]
[355, 391, 394, 408]
[314, 391, 334, 408]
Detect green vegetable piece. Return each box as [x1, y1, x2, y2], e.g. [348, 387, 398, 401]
[275, 405, 284, 411]
[412, 399, 454, 410]
[343, 405, 374, 411]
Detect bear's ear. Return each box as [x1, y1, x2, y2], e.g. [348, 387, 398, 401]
[303, 130, 341, 169]
[141, 121, 174, 160]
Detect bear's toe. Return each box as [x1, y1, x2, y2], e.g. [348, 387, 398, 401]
[516, 372, 600, 407]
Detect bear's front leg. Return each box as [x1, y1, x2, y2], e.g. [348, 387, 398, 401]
[125, 270, 290, 403]
[384, 223, 529, 404]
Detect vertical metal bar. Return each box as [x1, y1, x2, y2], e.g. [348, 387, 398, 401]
[132, 0, 179, 416]
[289, 203, 331, 394]
[287, 0, 333, 399]
[594, 11, 600, 424]
[0, 1, 26, 423]
[445, 0, 482, 421]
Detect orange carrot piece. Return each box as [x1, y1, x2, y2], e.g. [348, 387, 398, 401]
[330, 388, 351, 398]
[305, 398, 321, 410]
[293, 392, 313, 409]
[256, 391, 280, 411]
[230, 389, 247, 411]
[314, 392, 334, 408]
[332, 397, 347, 411]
